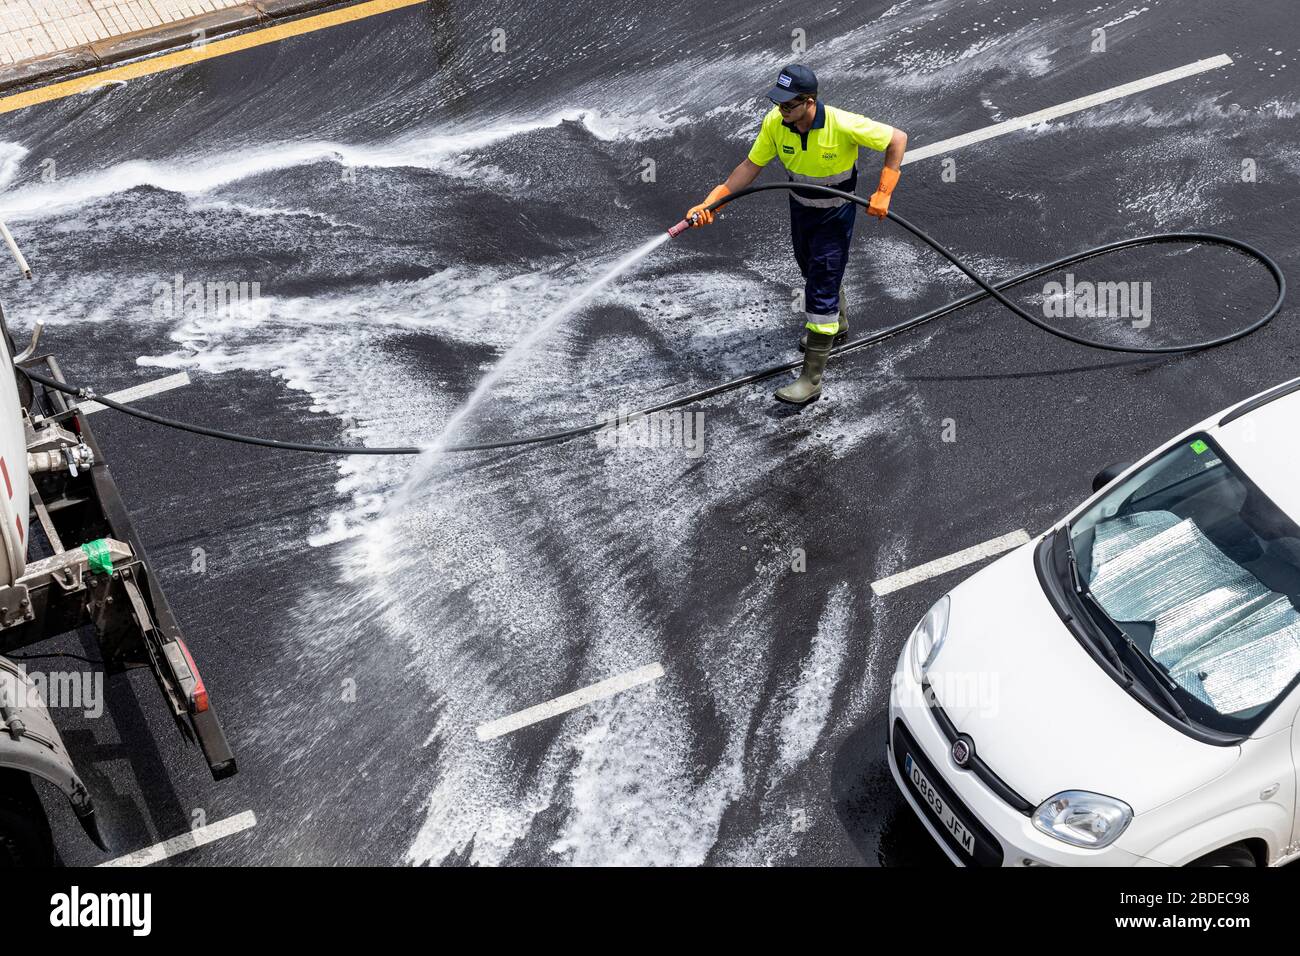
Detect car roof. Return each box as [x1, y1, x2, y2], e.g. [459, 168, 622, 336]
[1215, 387, 1300, 523]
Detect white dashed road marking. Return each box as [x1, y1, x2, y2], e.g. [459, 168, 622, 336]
[477, 662, 665, 741]
[78, 371, 192, 415]
[903, 54, 1233, 164]
[98, 810, 258, 867]
[872, 530, 1032, 597]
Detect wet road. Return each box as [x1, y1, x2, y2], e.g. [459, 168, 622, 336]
[0, 0, 1297, 865]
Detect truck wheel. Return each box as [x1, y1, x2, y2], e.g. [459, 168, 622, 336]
[1189, 844, 1257, 867]
[0, 771, 55, 867]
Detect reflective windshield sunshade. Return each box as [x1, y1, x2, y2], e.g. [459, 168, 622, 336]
[1149, 583, 1274, 667]
[1170, 597, 1300, 713]
[1089, 510, 1180, 568]
[1090, 517, 1251, 622]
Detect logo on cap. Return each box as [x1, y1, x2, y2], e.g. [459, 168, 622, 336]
[777, 73, 792, 88]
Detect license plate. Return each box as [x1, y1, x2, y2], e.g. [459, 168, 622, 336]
[905, 753, 976, 857]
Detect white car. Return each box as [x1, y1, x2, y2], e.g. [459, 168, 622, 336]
[889, 376, 1300, 867]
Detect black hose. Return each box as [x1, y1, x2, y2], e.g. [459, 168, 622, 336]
[714, 183, 1287, 354]
[24, 373, 425, 455]
[27, 184, 1286, 455]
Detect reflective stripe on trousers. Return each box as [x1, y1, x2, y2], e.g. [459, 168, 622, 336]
[805, 313, 841, 334]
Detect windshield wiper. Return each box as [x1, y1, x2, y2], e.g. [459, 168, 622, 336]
[1061, 528, 1191, 723]
[1062, 530, 1128, 679]
[1116, 633, 1191, 723]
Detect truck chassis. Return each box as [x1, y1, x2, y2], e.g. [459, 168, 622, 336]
[0, 316, 235, 865]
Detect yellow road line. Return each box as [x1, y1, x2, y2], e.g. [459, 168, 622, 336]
[0, 0, 428, 116]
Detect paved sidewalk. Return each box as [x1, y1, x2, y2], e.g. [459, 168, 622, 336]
[0, 0, 247, 66]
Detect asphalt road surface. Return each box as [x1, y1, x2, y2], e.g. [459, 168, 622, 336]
[1, 0, 1298, 865]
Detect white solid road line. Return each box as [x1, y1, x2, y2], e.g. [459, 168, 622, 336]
[97, 810, 257, 867]
[77, 371, 192, 415]
[871, 530, 1032, 597]
[902, 54, 1233, 165]
[476, 662, 665, 741]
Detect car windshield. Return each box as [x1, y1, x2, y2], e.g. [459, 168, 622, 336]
[1069, 433, 1300, 734]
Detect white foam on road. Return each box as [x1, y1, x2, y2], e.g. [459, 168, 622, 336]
[548, 687, 739, 867]
[0, 108, 677, 220]
[871, 530, 1031, 596]
[776, 583, 852, 774]
[77, 371, 191, 415]
[98, 811, 257, 867]
[476, 663, 665, 741]
[0, 141, 27, 192]
[0, 47, 1232, 221]
[902, 55, 1234, 164]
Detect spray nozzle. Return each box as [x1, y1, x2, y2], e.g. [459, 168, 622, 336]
[666, 215, 694, 238]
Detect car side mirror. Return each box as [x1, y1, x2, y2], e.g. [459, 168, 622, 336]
[1091, 461, 1130, 493]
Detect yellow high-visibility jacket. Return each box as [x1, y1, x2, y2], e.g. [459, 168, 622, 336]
[747, 102, 894, 207]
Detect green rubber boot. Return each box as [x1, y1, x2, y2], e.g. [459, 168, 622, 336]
[776, 330, 834, 405]
[799, 293, 848, 352]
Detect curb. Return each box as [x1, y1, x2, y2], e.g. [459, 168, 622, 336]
[0, 0, 366, 95]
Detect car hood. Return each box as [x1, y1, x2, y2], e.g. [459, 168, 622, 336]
[925, 539, 1240, 815]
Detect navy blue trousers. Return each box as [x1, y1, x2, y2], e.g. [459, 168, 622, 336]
[789, 197, 856, 324]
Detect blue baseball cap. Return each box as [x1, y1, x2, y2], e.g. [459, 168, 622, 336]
[767, 64, 817, 103]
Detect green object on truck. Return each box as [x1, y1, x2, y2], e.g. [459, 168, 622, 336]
[80, 539, 113, 575]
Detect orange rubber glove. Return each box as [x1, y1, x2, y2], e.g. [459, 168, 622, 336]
[867, 166, 900, 219]
[687, 184, 731, 227]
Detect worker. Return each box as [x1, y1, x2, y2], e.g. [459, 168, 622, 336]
[686, 64, 907, 404]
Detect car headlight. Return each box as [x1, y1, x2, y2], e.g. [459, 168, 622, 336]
[1032, 791, 1133, 849]
[909, 595, 950, 680]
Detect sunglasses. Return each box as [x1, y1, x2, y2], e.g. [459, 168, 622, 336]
[775, 97, 811, 113]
